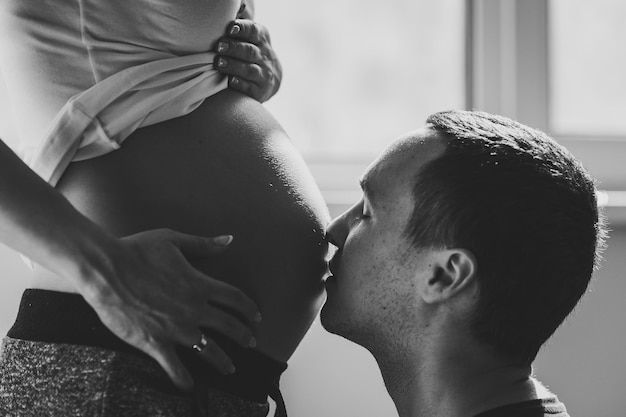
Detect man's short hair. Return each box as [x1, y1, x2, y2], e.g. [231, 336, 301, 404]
[405, 110, 607, 365]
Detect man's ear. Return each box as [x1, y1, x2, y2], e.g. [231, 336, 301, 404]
[419, 249, 477, 304]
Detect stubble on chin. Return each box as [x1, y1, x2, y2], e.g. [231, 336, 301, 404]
[319, 304, 379, 351]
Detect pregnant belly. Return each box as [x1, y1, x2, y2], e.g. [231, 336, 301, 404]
[31, 90, 330, 361]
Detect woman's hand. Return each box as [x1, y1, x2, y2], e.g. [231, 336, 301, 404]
[82, 229, 260, 391]
[214, 19, 283, 103]
[0, 140, 258, 391]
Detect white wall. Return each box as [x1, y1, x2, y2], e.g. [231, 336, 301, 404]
[533, 227, 626, 417]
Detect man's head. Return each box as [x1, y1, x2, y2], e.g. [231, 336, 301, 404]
[321, 110, 607, 366]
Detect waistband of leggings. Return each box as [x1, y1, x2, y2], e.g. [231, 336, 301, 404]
[7, 288, 287, 404]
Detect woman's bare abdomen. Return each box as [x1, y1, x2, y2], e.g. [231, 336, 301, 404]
[31, 90, 330, 362]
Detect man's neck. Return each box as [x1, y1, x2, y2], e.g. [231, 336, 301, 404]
[374, 346, 541, 417]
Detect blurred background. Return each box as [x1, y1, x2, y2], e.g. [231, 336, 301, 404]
[1, 0, 625, 416]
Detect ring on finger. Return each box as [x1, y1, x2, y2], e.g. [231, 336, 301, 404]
[192, 333, 209, 353]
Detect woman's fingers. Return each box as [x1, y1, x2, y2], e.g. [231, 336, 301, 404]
[89, 229, 264, 389]
[197, 271, 262, 325]
[227, 75, 267, 102]
[226, 19, 270, 46]
[216, 56, 265, 85]
[214, 19, 282, 102]
[169, 230, 234, 257]
[216, 40, 263, 65]
[149, 228, 261, 325]
[199, 304, 257, 349]
[162, 229, 261, 322]
[148, 334, 236, 392]
[147, 343, 194, 391]
[183, 330, 236, 375]
[215, 54, 279, 102]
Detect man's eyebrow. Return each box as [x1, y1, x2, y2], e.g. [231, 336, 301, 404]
[359, 177, 376, 203]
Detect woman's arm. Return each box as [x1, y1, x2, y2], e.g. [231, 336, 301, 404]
[0, 138, 260, 389]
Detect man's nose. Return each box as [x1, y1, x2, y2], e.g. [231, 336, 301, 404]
[325, 210, 350, 249]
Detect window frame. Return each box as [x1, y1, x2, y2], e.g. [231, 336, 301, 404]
[309, 0, 626, 222]
[469, 0, 626, 223]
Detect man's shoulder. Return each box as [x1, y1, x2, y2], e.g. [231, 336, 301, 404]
[472, 396, 569, 417]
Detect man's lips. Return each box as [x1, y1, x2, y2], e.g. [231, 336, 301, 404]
[325, 256, 340, 286]
[324, 274, 337, 287]
[328, 254, 340, 276]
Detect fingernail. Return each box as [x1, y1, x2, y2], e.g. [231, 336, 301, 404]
[229, 24, 241, 35]
[254, 312, 262, 323]
[230, 76, 239, 86]
[217, 57, 228, 68]
[217, 41, 229, 53]
[213, 235, 233, 246]
[249, 337, 256, 348]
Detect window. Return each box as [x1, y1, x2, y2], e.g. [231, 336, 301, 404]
[550, 0, 626, 136]
[257, 0, 466, 210]
[470, 0, 625, 219]
[260, 0, 625, 219]
[548, 0, 626, 218]
[2, 0, 622, 216]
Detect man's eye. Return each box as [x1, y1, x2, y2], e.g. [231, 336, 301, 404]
[351, 200, 371, 224]
[351, 213, 368, 227]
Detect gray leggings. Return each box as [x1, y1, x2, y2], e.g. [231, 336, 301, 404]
[0, 337, 270, 417]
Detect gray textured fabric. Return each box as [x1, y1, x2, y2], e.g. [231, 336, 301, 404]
[0, 337, 270, 417]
